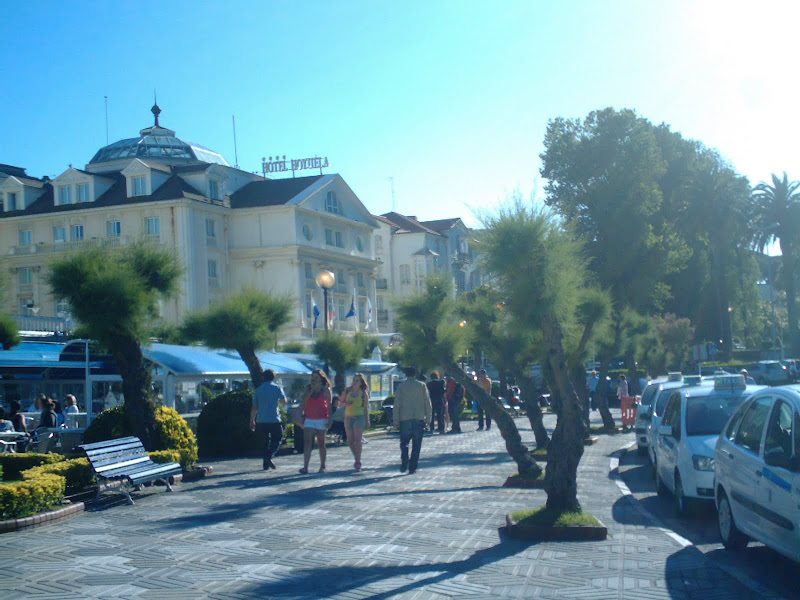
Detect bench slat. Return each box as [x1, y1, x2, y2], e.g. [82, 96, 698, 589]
[82, 441, 146, 458]
[79, 437, 141, 452]
[93, 455, 152, 474]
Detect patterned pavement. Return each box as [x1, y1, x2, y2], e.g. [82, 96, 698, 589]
[0, 411, 783, 599]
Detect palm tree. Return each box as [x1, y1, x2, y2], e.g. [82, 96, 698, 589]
[182, 287, 293, 388]
[312, 331, 361, 393]
[47, 244, 182, 449]
[751, 172, 800, 355]
[0, 313, 20, 350]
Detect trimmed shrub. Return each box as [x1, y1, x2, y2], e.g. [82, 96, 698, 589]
[82, 404, 197, 469]
[0, 473, 65, 520]
[0, 453, 64, 481]
[197, 390, 260, 458]
[369, 410, 386, 427]
[149, 449, 182, 464]
[22, 458, 94, 496]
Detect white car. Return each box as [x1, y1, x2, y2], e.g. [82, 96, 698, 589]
[714, 385, 800, 562]
[634, 377, 669, 455]
[654, 375, 764, 516]
[647, 376, 708, 467]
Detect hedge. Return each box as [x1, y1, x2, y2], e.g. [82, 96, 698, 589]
[22, 458, 94, 496]
[83, 404, 198, 469]
[0, 453, 64, 481]
[149, 449, 182, 464]
[0, 473, 65, 520]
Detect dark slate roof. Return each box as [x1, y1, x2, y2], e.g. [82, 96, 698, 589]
[229, 175, 324, 209]
[421, 217, 461, 232]
[0, 164, 29, 177]
[379, 212, 443, 236]
[0, 173, 209, 218]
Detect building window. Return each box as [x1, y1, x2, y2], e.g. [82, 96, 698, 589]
[359, 299, 366, 324]
[19, 298, 34, 315]
[133, 176, 147, 196]
[400, 264, 410, 284]
[18, 230, 32, 246]
[335, 231, 343, 248]
[356, 235, 364, 252]
[208, 260, 219, 288]
[375, 234, 383, 254]
[19, 267, 32, 286]
[145, 217, 160, 236]
[302, 224, 313, 241]
[414, 261, 424, 288]
[71, 225, 84, 241]
[305, 294, 312, 319]
[53, 227, 66, 243]
[337, 297, 346, 321]
[55, 298, 70, 317]
[58, 186, 73, 205]
[107, 221, 121, 237]
[325, 228, 343, 247]
[357, 272, 364, 288]
[208, 180, 219, 200]
[77, 183, 90, 203]
[325, 191, 342, 215]
[205, 218, 216, 238]
[305, 262, 313, 279]
[7, 192, 17, 211]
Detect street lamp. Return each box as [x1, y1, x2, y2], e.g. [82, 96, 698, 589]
[315, 269, 335, 331]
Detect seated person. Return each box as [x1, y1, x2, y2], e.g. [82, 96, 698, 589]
[0, 407, 15, 432]
[38, 397, 59, 429]
[8, 400, 28, 435]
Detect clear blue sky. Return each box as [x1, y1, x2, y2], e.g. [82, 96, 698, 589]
[2, 1, 796, 233]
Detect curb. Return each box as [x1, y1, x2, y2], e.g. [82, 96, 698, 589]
[0, 501, 84, 534]
[505, 514, 607, 541]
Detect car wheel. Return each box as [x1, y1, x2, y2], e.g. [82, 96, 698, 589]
[675, 472, 691, 516]
[718, 489, 749, 551]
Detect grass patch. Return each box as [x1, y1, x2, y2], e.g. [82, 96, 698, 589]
[511, 505, 602, 528]
[589, 424, 619, 434]
[531, 447, 548, 458]
[509, 470, 545, 481]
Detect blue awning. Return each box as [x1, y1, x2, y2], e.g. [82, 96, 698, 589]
[145, 344, 311, 377]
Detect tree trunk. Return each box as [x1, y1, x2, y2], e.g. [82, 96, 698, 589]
[445, 363, 542, 478]
[780, 240, 799, 356]
[516, 373, 549, 449]
[541, 315, 585, 513]
[239, 346, 265, 389]
[111, 335, 160, 451]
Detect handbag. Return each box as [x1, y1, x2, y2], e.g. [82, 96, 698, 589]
[332, 405, 346, 422]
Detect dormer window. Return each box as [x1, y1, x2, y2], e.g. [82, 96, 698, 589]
[208, 180, 219, 200]
[59, 186, 73, 205]
[326, 191, 342, 215]
[7, 192, 17, 211]
[133, 176, 147, 196]
[77, 183, 90, 203]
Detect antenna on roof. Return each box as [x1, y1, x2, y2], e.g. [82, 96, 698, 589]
[151, 90, 161, 127]
[389, 176, 396, 212]
[104, 96, 109, 144]
[232, 115, 240, 169]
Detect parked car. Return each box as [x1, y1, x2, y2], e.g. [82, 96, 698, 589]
[634, 376, 669, 455]
[654, 374, 764, 516]
[746, 360, 791, 385]
[647, 376, 709, 467]
[714, 384, 800, 562]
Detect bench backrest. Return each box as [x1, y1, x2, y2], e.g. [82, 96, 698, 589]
[79, 436, 152, 476]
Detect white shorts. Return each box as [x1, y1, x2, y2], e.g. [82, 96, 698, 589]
[304, 418, 328, 431]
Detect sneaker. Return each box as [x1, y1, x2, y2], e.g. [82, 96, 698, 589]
[400, 462, 408, 473]
[267, 460, 276, 470]
[299, 467, 309, 474]
[477, 427, 483, 431]
[354, 461, 362, 472]
[318, 465, 326, 473]
[408, 468, 417, 474]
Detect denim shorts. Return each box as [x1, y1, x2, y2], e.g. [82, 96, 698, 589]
[304, 418, 329, 431]
[345, 414, 366, 430]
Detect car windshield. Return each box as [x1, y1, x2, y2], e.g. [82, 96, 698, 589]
[640, 384, 659, 407]
[653, 388, 677, 417]
[686, 394, 747, 436]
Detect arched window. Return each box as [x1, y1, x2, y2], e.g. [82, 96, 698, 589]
[325, 191, 342, 215]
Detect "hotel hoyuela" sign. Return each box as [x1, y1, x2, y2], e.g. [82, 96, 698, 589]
[262, 155, 330, 177]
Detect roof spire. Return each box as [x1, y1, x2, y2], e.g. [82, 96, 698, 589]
[151, 90, 161, 127]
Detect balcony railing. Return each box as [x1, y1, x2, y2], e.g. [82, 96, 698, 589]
[206, 235, 218, 247]
[377, 309, 389, 322]
[10, 314, 74, 334]
[10, 236, 143, 256]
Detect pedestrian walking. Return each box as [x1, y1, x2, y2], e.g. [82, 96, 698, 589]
[587, 371, 599, 411]
[249, 369, 286, 471]
[393, 366, 432, 474]
[341, 373, 370, 472]
[617, 374, 628, 402]
[426, 371, 446, 433]
[448, 380, 463, 433]
[475, 370, 492, 430]
[299, 369, 332, 474]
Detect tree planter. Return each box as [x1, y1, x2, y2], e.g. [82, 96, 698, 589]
[505, 513, 607, 541]
[178, 466, 213, 483]
[503, 473, 546, 488]
[0, 501, 84, 534]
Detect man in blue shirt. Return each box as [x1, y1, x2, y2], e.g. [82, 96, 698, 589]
[249, 369, 286, 471]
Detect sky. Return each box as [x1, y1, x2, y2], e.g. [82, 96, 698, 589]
[2, 1, 798, 238]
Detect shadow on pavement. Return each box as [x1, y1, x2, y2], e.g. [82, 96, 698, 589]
[240, 531, 534, 599]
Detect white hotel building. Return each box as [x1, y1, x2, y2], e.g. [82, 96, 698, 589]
[0, 106, 482, 342]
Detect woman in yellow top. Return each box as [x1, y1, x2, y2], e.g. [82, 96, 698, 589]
[341, 373, 370, 472]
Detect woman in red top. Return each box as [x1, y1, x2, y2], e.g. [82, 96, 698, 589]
[299, 369, 332, 473]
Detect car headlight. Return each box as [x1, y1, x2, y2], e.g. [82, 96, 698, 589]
[692, 455, 714, 471]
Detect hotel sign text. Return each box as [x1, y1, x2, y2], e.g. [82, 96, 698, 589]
[262, 155, 330, 177]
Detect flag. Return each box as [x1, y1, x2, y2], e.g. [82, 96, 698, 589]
[300, 306, 305, 329]
[367, 297, 373, 326]
[311, 296, 320, 330]
[345, 289, 356, 319]
[329, 306, 336, 330]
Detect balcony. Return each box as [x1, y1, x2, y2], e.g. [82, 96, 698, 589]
[10, 236, 137, 256]
[375, 278, 388, 290]
[206, 235, 218, 248]
[10, 314, 74, 334]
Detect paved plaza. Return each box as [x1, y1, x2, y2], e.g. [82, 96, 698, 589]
[0, 412, 786, 599]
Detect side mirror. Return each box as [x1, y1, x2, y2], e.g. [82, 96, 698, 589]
[764, 448, 791, 470]
[659, 425, 673, 437]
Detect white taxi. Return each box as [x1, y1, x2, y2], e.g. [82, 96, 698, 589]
[647, 375, 708, 467]
[654, 374, 764, 516]
[714, 385, 800, 562]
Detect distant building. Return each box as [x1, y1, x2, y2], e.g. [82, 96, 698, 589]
[0, 104, 380, 341]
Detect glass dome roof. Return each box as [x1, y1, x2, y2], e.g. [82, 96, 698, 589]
[89, 106, 230, 167]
